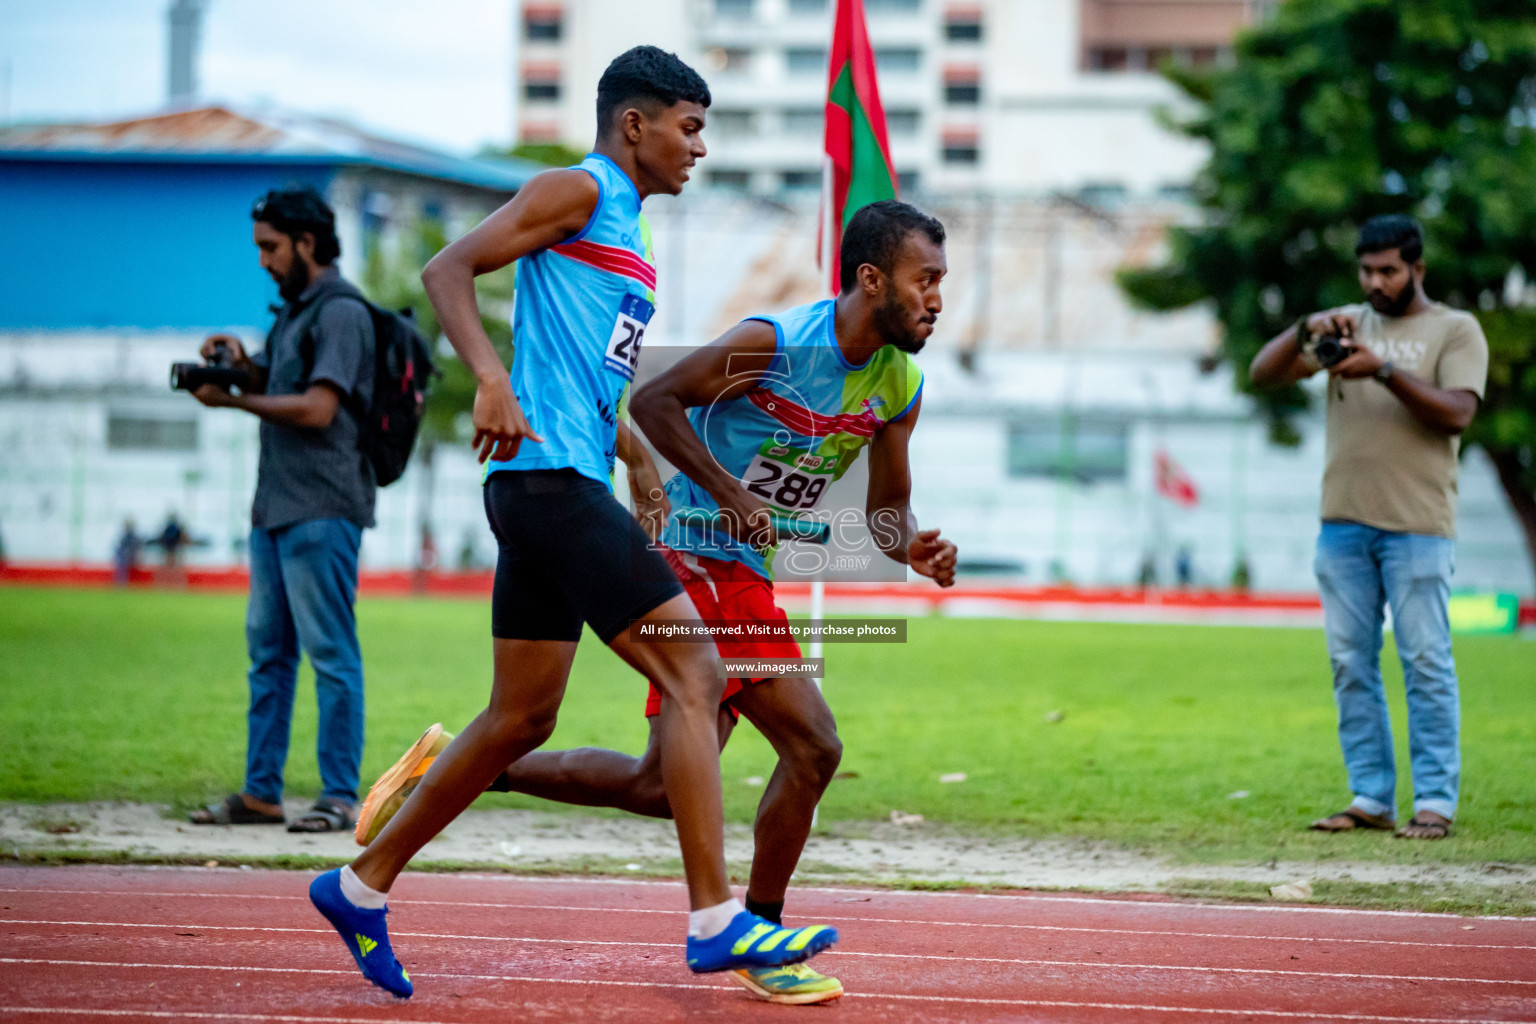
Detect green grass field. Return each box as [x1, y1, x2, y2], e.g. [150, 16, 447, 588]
[3, 585, 1533, 866]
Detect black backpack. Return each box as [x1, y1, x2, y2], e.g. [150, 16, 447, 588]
[301, 286, 435, 487]
[356, 302, 435, 487]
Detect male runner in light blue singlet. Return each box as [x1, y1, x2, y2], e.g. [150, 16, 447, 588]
[305, 45, 840, 999]
[351, 201, 959, 1006]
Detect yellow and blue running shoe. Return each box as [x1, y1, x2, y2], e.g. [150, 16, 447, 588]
[686, 911, 838, 973]
[732, 963, 844, 1004]
[355, 724, 454, 847]
[309, 868, 413, 998]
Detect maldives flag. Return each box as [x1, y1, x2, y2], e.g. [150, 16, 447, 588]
[1155, 450, 1199, 507]
[819, 0, 898, 294]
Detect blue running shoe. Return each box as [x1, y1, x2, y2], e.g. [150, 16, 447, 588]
[685, 911, 838, 974]
[308, 868, 413, 998]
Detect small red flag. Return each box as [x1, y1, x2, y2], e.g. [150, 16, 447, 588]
[1155, 449, 1199, 507]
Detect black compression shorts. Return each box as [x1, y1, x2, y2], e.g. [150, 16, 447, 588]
[483, 468, 684, 644]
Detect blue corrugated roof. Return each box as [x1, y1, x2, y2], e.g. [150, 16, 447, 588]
[0, 106, 542, 192]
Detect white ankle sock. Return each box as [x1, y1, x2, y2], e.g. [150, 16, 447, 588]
[688, 897, 744, 940]
[339, 865, 388, 910]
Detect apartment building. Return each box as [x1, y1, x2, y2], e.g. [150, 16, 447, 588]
[514, 0, 1261, 196]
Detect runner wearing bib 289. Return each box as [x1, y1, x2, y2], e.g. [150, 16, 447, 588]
[451, 200, 959, 1006]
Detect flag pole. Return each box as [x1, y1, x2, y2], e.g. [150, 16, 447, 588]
[809, 153, 835, 829]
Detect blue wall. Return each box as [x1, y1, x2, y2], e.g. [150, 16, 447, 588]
[0, 160, 336, 330]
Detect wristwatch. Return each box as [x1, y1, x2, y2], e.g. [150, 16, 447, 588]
[1374, 361, 1396, 384]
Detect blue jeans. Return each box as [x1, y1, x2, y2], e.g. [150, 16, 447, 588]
[244, 518, 365, 806]
[1314, 521, 1459, 821]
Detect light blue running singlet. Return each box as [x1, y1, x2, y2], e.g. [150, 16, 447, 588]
[485, 153, 657, 484]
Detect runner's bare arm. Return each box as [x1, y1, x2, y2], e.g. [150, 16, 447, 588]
[630, 320, 781, 544]
[866, 396, 956, 587]
[421, 169, 599, 462]
[617, 421, 670, 540]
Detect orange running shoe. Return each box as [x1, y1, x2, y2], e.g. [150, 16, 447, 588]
[354, 724, 454, 846]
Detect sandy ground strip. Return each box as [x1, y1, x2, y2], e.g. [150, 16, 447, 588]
[4, 801, 1532, 899]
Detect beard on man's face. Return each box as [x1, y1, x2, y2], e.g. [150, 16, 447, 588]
[874, 291, 931, 354]
[276, 258, 312, 302]
[1368, 274, 1417, 316]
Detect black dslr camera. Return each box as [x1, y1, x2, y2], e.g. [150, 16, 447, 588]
[170, 341, 252, 393]
[1310, 334, 1355, 369]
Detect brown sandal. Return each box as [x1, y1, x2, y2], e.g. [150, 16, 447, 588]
[286, 797, 357, 833]
[1395, 812, 1452, 840]
[1309, 807, 1394, 832]
[189, 793, 285, 826]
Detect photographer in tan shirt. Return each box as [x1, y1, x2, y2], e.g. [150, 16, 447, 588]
[1251, 215, 1488, 840]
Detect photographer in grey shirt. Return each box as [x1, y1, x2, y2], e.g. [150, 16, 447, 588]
[188, 186, 376, 833]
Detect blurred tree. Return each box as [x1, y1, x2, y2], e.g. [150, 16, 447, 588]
[362, 215, 515, 449]
[1119, 0, 1536, 582]
[363, 213, 516, 564]
[482, 141, 587, 168]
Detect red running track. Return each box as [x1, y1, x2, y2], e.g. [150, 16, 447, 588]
[0, 866, 1533, 1023]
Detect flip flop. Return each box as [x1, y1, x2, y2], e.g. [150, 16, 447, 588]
[287, 797, 357, 833]
[189, 793, 285, 826]
[1395, 812, 1452, 840]
[1309, 807, 1394, 832]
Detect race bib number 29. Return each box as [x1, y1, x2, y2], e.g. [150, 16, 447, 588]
[604, 293, 654, 381]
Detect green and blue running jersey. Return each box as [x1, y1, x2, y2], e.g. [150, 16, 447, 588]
[486, 153, 656, 485]
[662, 298, 923, 580]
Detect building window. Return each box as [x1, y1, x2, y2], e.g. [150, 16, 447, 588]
[886, 109, 920, 136]
[107, 413, 198, 452]
[875, 47, 921, 74]
[897, 171, 920, 193]
[523, 5, 562, 41]
[709, 170, 752, 189]
[944, 81, 980, 104]
[785, 47, 827, 75]
[523, 61, 561, 102]
[707, 47, 754, 73]
[715, 0, 754, 19]
[711, 109, 757, 137]
[942, 128, 979, 164]
[788, 0, 827, 11]
[945, 15, 983, 41]
[1007, 418, 1128, 483]
[1084, 47, 1129, 71]
[1079, 0, 1252, 73]
[866, 0, 921, 12]
[942, 143, 979, 164]
[1077, 182, 1129, 206]
[782, 107, 823, 135]
[781, 170, 821, 190]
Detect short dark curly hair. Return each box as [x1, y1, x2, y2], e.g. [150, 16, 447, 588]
[1356, 214, 1423, 263]
[251, 185, 341, 266]
[840, 200, 946, 292]
[595, 45, 711, 137]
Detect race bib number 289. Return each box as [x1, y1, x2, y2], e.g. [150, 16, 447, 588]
[741, 444, 836, 512]
[604, 293, 654, 381]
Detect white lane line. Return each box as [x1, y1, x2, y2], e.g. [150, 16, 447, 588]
[3, 879, 1532, 922]
[4, 924, 1534, 988]
[0, 971, 1531, 1024]
[0, 1011, 468, 1024]
[4, 891, 1530, 952]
